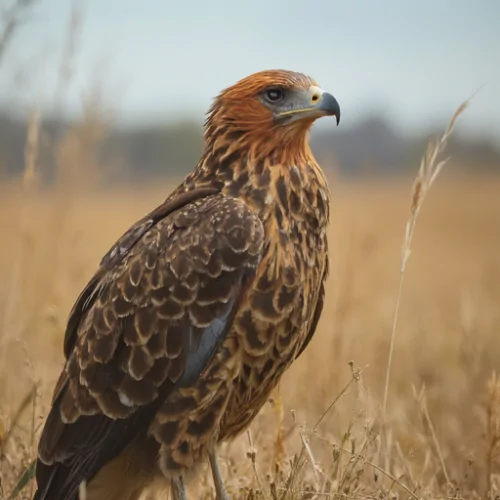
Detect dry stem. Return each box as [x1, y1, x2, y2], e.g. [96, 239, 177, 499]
[382, 99, 471, 421]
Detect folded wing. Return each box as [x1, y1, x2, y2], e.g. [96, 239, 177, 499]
[34, 191, 264, 500]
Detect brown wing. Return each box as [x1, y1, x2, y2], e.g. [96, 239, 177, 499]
[34, 192, 264, 500]
[61, 186, 219, 362]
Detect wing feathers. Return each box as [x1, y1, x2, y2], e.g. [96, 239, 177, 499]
[62, 187, 220, 360]
[35, 193, 264, 500]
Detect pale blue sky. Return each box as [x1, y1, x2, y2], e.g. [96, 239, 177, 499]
[1, 0, 499, 140]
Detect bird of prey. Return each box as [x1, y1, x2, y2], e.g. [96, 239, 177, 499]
[33, 69, 340, 500]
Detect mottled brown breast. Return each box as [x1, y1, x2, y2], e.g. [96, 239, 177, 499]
[219, 160, 330, 440]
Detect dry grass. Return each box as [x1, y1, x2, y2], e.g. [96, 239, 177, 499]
[0, 104, 500, 499]
[0, 12, 499, 495]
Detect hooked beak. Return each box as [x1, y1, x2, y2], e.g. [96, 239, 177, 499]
[316, 92, 341, 125]
[276, 85, 341, 126]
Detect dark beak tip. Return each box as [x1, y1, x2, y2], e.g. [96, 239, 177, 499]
[320, 92, 341, 126]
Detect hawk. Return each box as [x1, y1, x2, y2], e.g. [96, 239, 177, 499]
[34, 69, 340, 500]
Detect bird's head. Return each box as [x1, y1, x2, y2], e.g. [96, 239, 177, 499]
[205, 69, 340, 157]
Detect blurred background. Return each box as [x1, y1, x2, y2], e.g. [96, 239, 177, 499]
[0, 1, 499, 498]
[0, 0, 499, 181]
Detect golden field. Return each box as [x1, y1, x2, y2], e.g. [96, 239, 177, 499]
[0, 166, 499, 499]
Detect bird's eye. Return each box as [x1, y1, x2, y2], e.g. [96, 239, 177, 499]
[265, 88, 284, 103]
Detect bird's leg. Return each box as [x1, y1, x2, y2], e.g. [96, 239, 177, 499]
[209, 450, 230, 500]
[170, 476, 187, 500]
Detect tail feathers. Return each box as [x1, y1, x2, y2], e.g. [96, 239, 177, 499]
[32, 460, 55, 500]
[33, 459, 84, 500]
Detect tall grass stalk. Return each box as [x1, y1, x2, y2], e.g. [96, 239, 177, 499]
[382, 100, 470, 421]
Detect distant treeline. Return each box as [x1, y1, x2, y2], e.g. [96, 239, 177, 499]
[0, 110, 498, 183]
